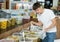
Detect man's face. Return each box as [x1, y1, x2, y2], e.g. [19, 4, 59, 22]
[35, 8, 42, 14]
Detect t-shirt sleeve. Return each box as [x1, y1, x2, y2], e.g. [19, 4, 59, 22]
[49, 10, 56, 20]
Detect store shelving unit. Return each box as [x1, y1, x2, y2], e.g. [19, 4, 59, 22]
[0, 0, 45, 40]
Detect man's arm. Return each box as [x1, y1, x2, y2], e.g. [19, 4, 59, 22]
[31, 21, 43, 27]
[44, 18, 56, 32]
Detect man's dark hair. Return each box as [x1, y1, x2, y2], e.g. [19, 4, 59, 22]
[33, 2, 41, 10]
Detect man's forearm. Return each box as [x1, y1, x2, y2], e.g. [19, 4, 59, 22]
[47, 23, 55, 29]
[44, 23, 56, 32]
[47, 18, 56, 30]
[32, 21, 43, 27]
[44, 18, 56, 32]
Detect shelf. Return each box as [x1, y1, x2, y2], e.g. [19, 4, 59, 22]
[11, 1, 34, 4]
[10, 0, 36, 10]
[0, 23, 30, 39]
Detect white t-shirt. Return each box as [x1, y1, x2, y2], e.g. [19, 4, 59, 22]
[37, 9, 57, 33]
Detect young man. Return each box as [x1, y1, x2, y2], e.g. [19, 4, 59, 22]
[31, 2, 57, 42]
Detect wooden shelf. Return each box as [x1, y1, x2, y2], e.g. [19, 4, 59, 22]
[0, 23, 30, 39]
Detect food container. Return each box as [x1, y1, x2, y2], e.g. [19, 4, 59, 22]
[6, 36, 19, 42]
[16, 16, 23, 25]
[7, 19, 11, 27]
[0, 18, 8, 29]
[20, 38, 32, 42]
[0, 18, 8, 33]
[11, 18, 16, 26]
[7, 18, 12, 30]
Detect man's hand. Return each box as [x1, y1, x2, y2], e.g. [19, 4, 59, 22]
[30, 21, 34, 24]
[43, 28, 49, 32]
